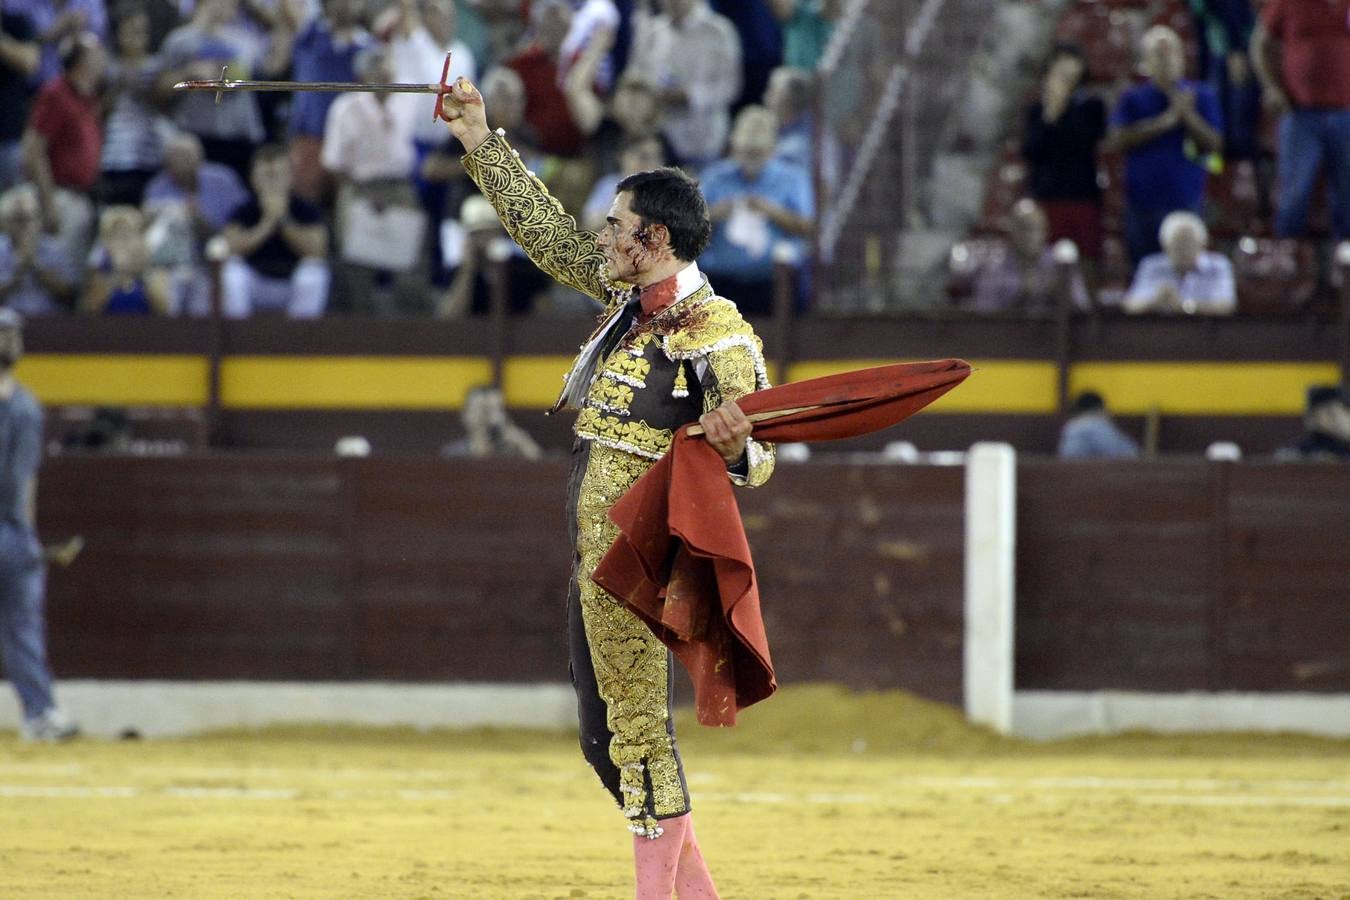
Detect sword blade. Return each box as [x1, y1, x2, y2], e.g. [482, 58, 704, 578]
[174, 79, 442, 94]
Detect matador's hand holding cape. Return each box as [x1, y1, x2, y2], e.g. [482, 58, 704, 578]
[592, 359, 972, 726]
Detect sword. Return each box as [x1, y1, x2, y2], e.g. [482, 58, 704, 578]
[174, 52, 459, 121]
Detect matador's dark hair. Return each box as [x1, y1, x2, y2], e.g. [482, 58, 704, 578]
[615, 167, 712, 262]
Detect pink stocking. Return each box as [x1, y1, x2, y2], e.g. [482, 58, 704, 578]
[633, 814, 688, 900]
[674, 814, 719, 899]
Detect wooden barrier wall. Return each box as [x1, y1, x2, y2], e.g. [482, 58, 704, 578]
[38, 456, 1349, 703]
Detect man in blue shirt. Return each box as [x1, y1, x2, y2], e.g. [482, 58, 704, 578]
[1108, 25, 1223, 264]
[698, 104, 813, 315]
[1058, 391, 1141, 459]
[0, 309, 78, 741]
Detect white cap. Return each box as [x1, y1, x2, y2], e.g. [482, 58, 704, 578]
[334, 435, 371, 458]
[1052, 239, 1080, 265]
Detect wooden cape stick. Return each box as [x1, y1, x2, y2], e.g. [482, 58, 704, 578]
[684, 405, 819, 437]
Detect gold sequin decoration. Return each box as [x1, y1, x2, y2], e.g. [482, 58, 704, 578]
[461, 132, 631, 312]
[574, 408, 673, 460]
[589, 378, 635, 417]
[575, 443, 688, 836]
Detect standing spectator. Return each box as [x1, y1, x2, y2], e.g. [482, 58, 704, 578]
[1058, 390, 1141, 459]
[322, 46, 425, 315]
[1276, 385, 1350, 461]
[1021, 44, 1107, 262]
[382, 0, 478, 290]
[0, 309, 80, 742]
[220, 143, 330, 317]
[769, 0, 838, 71]
[1107, 26, 1223, 265]
[4, 0, 107, 86]
[1191, 1, 1261, 164]
[22, 32, 105, 269]
[1250, 0, 1350, 241]
[81, 205, 172, 315]
[1123, 210, 1235, 315]
[763, 64, 839, 193]
[0, 10, 40, 191]
[437, 194, 552, 317]
[627, 0, 741, 167]
[97, 7, 169, 206]
[966, 198, 1091, 315]
[507, 0, 585, 158]
[566, 25, 673, 177]
[284, 0, 373, 204]
[158, 0, 291, 179]
[710, 0, 782, 110]
[0, 186, 76, 316]
[699, 105, 813, 315]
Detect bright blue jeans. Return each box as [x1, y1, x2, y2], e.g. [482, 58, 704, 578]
[1275, 108, 1350, 240]
[0, 523, 56, 720]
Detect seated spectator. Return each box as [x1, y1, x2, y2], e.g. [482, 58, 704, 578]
[0, 184, 76, 315]
[699, 105, 813, 316]
[6, 0, 108, 86]
[283, 0, 373, 204]
[142, 132, 250, 315]
[158, 0, 289, 179]
[1106, 26, 1223, 265]
[627, 0, 741, 167]
[437, 195, 551, 317]
[581, 133, 666, 231]
[966, 199, 1090, 315]
[220, 144, 329, 318]
[1021, 43, 1106, 261]
[1058, 391, 1140, 459]
[81, 205, 172, 315]
[0, 10, 40, 191]
[322, 45, 426, 316]
[97, 7, 168, 206]
[1276, 384, 1350, 462]
[507, 0, 586, 158]
[440, 385, 542, 460]
[22, 31, 105, 269]
[1251, 0, 1350, 242]
[1123, 211, 1235, 315]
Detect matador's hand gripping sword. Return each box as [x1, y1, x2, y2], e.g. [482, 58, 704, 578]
[174, 52, 459, 122]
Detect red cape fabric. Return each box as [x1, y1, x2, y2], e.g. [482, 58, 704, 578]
[591, 359, 971, 726]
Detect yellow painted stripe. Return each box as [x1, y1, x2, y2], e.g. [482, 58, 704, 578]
[220, 356, 493, 409]
[786, 359, 1059, 413]
[1070, 362, 1340, 415]
[12, 354, 1339, 415]
[16, 354, 209, 406]
[502, 355, 574, 408]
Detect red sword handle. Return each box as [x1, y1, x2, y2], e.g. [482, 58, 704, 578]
[432, 51, 452, 122]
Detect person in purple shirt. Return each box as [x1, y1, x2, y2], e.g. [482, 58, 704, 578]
[698, 105, 813, 315]
[1107, 25, 1223, 265]
[142, 132, 250, 236]
[4, 0, 107, 86]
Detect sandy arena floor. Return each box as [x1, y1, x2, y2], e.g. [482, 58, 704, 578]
[1, 685, 1347, 899]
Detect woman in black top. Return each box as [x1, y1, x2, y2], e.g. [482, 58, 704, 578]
[1021, 43, 1107, 260]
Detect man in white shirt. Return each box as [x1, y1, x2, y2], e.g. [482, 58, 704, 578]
[626, 0, 741, 167]
[1123, 210, 1235, 315]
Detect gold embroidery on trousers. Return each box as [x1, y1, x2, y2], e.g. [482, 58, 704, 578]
[575, 443, 686, 837]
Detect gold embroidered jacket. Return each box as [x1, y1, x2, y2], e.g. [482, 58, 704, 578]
[460, 130, 774, 486]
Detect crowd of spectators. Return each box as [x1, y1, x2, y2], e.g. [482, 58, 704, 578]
[960, 0, 1349, 319]
[0, 0, 836, 319]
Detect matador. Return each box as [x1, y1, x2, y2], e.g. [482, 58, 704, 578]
[441, 76, 773, 898]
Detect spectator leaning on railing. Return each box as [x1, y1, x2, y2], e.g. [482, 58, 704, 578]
[1123, 210, 1235, 315]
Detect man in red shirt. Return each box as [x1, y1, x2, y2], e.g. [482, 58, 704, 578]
[21, 31, 103, 268]
[506, 0, 585, 158]
[1251, 0, 1350, 240]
